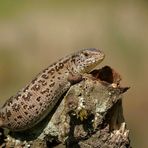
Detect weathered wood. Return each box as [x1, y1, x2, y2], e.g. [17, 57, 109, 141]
[0, 66, 130, 148]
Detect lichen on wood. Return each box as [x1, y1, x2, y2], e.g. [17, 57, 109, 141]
[0, 66, 130, 148]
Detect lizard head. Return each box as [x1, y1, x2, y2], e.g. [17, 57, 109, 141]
[72, 48, 105, 73]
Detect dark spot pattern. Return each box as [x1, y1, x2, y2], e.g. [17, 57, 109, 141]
[12, 103, 21, 112]
[57, 77, 61, 80]
[43, 67, 49, 73]
[22, 92, 32, 101]
[16, 94, 21, 100]
[36, 96, 41, 102]
[55, 63, 64, 72]
[28, 105, 35, 109]
[23, 85, 29, 93]
[42, 81, 47, 86]
[24, 111, 28, 115]
[52, 75, 55, 79]
[55, 65, 60, 71]
[5, 96, 13, 107]
[46, 94, 50, 97]
[31, 77, 37, 84]
[17, 115, 23, 119]
[71, 55, 77, 63]
[39, 102, 43, 106]
[59, 63, 64, 68]
[17, 121, 21, 125]
[0, 111, 5, 119]
[44, 104, 47, 108]
[23, 105, 27, 109]
[49, 82, 55, 87]
[41, 88, 50, 94]
[38, 79, 47, 86]
[6, 110, 12, 118]
[7, 123, 11, 126]
[42, 74, 49, 79]
[31, 84, 40, 91]
[47, 68, 55, 75]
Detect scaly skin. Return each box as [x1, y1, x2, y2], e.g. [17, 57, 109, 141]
[0, 48, 105, 131]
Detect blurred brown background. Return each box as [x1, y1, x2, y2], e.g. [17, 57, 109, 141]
[0, 1, 147, 147]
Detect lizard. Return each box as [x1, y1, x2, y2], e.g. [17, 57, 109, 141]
[0, 48, 105, 132]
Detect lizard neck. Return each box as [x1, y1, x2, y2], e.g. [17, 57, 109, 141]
[54, 54, 78, 74]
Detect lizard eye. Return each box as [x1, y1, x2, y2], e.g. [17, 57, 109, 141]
[83, 52, 89, 57]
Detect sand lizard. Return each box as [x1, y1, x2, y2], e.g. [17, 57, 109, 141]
[0, 48, 105, 131]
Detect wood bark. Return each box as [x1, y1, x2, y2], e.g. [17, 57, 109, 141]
[0, 66, 130, 148]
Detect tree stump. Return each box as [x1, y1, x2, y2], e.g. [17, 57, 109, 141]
[0, 66, 130, 148]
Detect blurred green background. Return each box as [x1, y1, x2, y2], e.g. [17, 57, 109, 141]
[0, 0, 147, 147]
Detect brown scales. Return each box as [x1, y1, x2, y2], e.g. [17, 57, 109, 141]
[0, 48, 105, 131]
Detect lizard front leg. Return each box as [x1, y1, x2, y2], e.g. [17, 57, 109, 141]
[67, 72, 83, 85]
